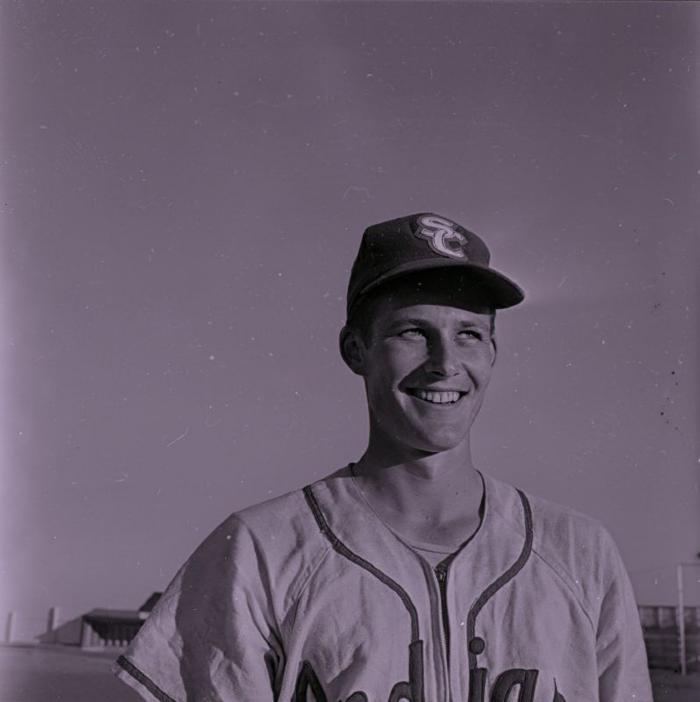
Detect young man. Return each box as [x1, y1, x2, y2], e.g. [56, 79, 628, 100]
[115, 213, 652, 701]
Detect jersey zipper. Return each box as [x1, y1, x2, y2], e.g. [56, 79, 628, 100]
[434, 561, 452, 700]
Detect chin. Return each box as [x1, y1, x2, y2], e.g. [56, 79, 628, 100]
[407, 429, 467, 454]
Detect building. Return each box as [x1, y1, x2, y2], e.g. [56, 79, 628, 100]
[37, 593, 161, 650]
[639, 604, 700, 672]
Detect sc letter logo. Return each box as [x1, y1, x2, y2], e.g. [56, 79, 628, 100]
[416, 215, 467, 259]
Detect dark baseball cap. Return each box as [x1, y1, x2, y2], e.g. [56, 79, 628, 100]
[346, 212, 525, 317]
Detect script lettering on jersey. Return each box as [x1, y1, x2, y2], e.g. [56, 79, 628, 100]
[293, 662, 564, 702]
[468, 667, 566, 702]
[415, 215, 468, 259]
[468, 668, 539, 702]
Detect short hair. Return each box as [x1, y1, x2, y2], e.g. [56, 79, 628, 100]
[346, 272, 497, 346]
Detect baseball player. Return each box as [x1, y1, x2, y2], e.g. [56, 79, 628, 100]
[114, 213, 653, 701]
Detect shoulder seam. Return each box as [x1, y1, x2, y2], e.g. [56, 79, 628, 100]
[288, 538, 333, 610]
[487, 484, 598, 633]
[280, 510, 333, 632]
[232, 494, 332, 636]
[529, 545, 597, 632]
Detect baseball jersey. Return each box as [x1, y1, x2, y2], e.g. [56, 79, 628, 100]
[114, 466, 652, 701]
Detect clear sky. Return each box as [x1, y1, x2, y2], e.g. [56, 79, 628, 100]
[1, 1, 698, 638]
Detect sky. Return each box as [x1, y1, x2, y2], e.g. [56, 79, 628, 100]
[0, 0, 698, 639]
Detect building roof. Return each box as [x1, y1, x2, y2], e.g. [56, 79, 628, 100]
[84, 608, 144, 623]
[139, 592, 162, 613]
[83, 594, 162, 624]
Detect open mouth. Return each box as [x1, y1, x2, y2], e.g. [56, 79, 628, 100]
[407, 389, 466, 405]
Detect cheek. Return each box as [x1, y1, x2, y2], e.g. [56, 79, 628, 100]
[463, 347, 495, 377]
[473, 357, 494, 382]
[364, 361, 413, 416]
[371, 347, 423, 383]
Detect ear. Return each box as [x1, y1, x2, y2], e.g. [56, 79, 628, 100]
[339, 325, 366, 376]
[489, 334, 498, 367]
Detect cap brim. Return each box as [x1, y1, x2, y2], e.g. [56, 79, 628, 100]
[353, 259, 524, 312]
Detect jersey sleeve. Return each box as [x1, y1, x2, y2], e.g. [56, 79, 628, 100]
[113, 515, 285, 702]
[595, 529, 653, 702]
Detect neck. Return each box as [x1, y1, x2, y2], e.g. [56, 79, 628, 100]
[352, 430, 482, 522]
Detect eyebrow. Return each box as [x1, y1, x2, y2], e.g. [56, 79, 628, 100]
[384, 317, 490, 331]
[385, 317, 429, 327]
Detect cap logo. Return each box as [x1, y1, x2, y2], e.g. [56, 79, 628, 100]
[416, 215, 467, 259]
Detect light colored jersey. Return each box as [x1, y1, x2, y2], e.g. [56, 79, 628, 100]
[114, 467, 652, 701]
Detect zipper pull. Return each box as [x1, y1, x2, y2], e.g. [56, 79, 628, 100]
[435, 563, 447, 582]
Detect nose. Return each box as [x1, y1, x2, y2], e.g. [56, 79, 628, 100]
[424, 337, 460, 377]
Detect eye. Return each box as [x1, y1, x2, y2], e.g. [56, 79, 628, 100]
[458, 329, 484, 341]
[398, 328, 426, 339]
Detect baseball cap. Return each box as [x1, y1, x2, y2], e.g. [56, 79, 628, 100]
[346, 212, 525, 318]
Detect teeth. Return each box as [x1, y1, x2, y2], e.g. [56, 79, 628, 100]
[414, 390, 461, 404]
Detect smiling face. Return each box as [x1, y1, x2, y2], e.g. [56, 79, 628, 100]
[341, 276, 497, 458]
